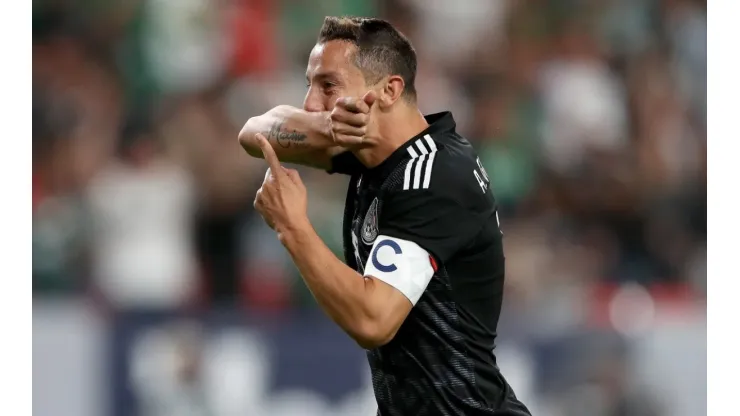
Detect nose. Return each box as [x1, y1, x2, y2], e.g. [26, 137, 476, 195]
[303, 88, 324, 112]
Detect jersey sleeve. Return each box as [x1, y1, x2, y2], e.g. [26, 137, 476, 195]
[361, 149, 496, 305]
[361, 186, 486, 305]
[328, 150, 365, 175]
[378, 189, 483, 265]
[377, 151, 494, 264]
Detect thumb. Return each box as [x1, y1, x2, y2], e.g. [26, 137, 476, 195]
[363, 90, 378, 108]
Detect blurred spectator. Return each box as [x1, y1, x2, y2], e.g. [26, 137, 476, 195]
[32, 91, 88, 293]
[32, 1, 706, 414]
[32, 0, 706, 327]
[86, 111, 198, 308]
[159, 96, 259, 304]
[661, 0, 707, 125]
[143, 0, 230, 94]
[225, 0, 279, 77]
[539, 18, 629, 175]
[402, 0, 511, 67]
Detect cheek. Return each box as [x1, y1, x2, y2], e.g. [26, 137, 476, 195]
[345, 74, 371, 96]
[323, 93, 338, 110]
[325, 91, 351, 111]
[325, 87, 362, 109]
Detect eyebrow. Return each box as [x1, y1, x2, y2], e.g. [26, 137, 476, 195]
[306, 71, 340, 83]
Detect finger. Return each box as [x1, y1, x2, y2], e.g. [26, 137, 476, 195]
[255, 133, 286, 181]
[332, 124, 366, 138]
[331, 108, 367, 127]
[362, 90, 378, 108]
[283, 168, 306, 193]
[335, 97, 370, 114]
[333, 134, 365, 147]
[282, 167, 302, 184]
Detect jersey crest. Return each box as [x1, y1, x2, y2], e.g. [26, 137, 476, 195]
[361, 197, 379, 245]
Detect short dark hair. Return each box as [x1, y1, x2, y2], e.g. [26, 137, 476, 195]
[318, 16, 417, 101]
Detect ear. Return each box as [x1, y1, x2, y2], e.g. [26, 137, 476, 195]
[378, 75, 406, 108]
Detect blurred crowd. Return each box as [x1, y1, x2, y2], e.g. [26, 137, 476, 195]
[32, 0, 706, 314]
[32, 1, 707, 415]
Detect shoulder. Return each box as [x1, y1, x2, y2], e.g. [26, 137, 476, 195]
[376, 134, 497, 262]
[386, 133, 491, 207]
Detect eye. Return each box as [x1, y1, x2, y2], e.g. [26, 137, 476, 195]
[322, 81, 338, 93]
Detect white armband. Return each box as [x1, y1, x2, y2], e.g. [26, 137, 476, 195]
[364, 235, 435, 305]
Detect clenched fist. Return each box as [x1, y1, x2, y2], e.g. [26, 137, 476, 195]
[253, 133, 309, 236]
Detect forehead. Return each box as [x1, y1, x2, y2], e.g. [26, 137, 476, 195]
[306, 40, 362, 79]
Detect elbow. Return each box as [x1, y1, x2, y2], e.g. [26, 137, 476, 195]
[238, 105, 291, 156]
[238, 118, 262, 159]
[352, 318, 398, 350]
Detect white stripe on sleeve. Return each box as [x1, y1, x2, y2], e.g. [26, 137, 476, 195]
[403, 158, 415, 190]
[415, 139, 429, 155]
[403, 136, 438, 190]
[413, 153, 427, 189]
[423, 134, 437, 151]
[422, 150, 437, 189]
[407, 146, 418, 158]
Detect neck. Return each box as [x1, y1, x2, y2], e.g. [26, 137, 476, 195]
[354, 104, 429, 168]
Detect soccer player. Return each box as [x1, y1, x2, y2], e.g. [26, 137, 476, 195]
[239, 17, 532, 416]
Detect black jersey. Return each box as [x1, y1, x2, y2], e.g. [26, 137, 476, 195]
[328, 112, 531, 416]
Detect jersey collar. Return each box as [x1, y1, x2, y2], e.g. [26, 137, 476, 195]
[368, 111, 456, 179]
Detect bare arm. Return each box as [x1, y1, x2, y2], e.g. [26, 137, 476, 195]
[238, 106, 344, 170]
[252, 134, 412, 349]
[279, 220, 412, 350]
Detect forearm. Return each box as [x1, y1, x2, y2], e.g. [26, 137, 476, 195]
[238, 106, 341, 169]
[278, 221, 383, 348]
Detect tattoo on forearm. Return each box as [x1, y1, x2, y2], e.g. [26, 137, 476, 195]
[267, 122, 308, 148]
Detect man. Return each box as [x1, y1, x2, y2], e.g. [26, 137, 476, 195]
[239, 16, 531, 416]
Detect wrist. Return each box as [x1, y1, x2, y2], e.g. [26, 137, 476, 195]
[276, 216, 313, 246]
[317, 111, 334, 145]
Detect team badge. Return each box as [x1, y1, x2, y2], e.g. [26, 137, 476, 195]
[361, 198, 379, 245]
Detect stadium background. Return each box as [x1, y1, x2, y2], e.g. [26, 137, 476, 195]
[32, 0, 706, 415]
